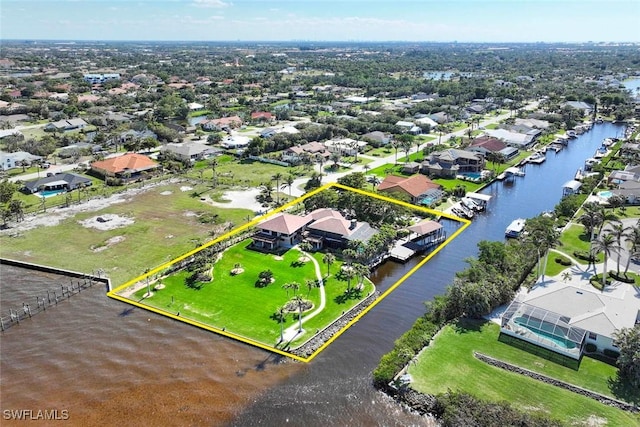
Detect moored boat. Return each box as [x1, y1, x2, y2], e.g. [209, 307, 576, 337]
[505, 218, 526, 238]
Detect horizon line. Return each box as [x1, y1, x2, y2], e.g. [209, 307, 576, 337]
[1, 39, 639, 45]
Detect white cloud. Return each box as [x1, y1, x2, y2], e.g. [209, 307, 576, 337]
[192, 0, 231, 8]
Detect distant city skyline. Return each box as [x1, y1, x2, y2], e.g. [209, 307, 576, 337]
[1, 0, 639, 43]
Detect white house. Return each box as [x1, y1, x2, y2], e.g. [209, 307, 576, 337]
[0, 151, 42, 171]
[324, 138, 367, 156]
[220, 135, 251, 149]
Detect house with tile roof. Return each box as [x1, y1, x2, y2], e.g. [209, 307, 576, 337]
[468, 136, 519, 161]
[253, 208, 379, 251]
[422, 149, 485, 178]
[90, 153, 159, 180]
[253, 213, 314, 250]
[377, 174, 442, 204]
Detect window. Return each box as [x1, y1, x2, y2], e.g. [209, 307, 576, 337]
[588, 332, 597, 340]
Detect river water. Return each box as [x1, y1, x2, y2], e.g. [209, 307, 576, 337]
[0, 122, 624, 426]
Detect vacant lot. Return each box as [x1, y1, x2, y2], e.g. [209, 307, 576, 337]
[0, 182, 253, 286]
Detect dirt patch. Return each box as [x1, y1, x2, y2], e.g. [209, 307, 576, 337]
[273, 255, 284, 261]
[180, 186, 193, 192]
[160, 191, 173, 195]
[79, 214, 134, 231]
[183, 211, 198, 217]
[92, 235, 125, 252]
[230, 268, 245, 275]
[585, 415, 607, 427]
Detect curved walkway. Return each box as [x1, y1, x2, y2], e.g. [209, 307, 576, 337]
[280, 249, 326, 343]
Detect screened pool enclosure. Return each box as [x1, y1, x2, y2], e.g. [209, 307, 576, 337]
[501, 300, 587, 360]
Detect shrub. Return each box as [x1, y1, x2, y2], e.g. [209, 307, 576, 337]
[555, 257, 571, 266]
[585, 343, 597, 353]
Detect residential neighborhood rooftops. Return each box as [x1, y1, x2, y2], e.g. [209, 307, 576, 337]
[378, 174, 440, 198]
[91, 153, 158, 175]
[258, 213, 313, 235]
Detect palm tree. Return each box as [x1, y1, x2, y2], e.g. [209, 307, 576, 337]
[282, 283, 293, 298]
[271, 172, 284, 204]
[591, 232, 619, 291]
[540, 226, 561, 281]
[391, 140, 399, 164]
[562, 271, 572, 283]
[367, 175, 381, 190]
[352, 263, 369, 290]
[608, 222, 632, 274]
[343, 267, 356, 293]
[282, 174, 295, 197]
[322, 253, 335, 277]
[277, 306, 287, 343]
[578, 202, 604, 249]
[209, 158, 218, 186]
[289, 281, 300, 296]
[305, 279, 317, 297]
[293, 295, 304, 332]
[623, 226, 640, 274]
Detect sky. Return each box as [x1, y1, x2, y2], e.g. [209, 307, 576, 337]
[1, 0, 639, 43]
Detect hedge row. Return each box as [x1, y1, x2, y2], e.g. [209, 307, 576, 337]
[372, 315, 439, 387]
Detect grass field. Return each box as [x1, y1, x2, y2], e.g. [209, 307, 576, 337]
[408, 319, 640, 426]
[129, 240, 374, 347]
[0, 182, 253, 286]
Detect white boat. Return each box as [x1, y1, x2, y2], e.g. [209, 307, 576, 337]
[528, 152, 546, 164]
[505, 218, 526, 238]
[567, 130, 577, 138]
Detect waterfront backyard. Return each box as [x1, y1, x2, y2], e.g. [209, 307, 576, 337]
[407, 319, 640, 426]
[125, 239, 375, 349]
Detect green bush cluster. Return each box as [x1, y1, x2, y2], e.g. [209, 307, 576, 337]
[432, 391, 562, 427]
[372, 315, 438, 387]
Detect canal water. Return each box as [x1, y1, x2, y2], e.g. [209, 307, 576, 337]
[0, 122, 625, 426]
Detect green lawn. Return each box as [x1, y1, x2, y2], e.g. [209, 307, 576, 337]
[558, 223, 597, 265]
[0, 182, 252, 286]
[408, 320, 640, 426]
[130, 241, 374, 347]
[191, 157, 304, 187]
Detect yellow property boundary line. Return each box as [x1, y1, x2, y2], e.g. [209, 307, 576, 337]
[107, 182, 470, 362]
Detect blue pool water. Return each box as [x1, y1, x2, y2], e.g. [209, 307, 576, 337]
[514, 317, 576, 349]
[36, 189, 66, 198]
[420, 197, 435, 206]
[460, 172, 482, 179]
[598, 190, 613, 198]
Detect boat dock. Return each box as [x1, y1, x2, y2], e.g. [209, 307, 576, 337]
[389, 220, 447, 262]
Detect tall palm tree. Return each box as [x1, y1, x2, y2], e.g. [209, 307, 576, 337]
[540, 226, 561, 281]
[271, 172, 284, 204]
[623, 226, 640, 274]
[293, 295, 304, 332]
[282, 174, 295, 197]
[591, 232, 619, 291]
[322, 253, 335, 277]
[305, 279, 317, 297]
[276, 306, 286, 343]
[578, 202, 604, 250]
[608, 222, 632, 274]
[209, 158, 218, 187]
[352, 263, 370, 290]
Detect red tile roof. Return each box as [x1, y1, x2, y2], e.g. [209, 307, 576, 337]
[378, 174, 439, 198]
[258, 213, 312, 235]
[408, 220, 443, 235]
[90, 153, 158, 175]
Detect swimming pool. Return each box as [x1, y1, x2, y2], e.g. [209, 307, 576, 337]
[460, 172, 482, 179]
[420, 197, 436, 206]
[598, 190, 613, 198]
[514, 317, 576, 350]
[36, 189, 66, 198]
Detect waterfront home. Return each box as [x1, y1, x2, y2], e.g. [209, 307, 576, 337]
[607, 165, 640, 185]
[90, 153, 159, 180]
[484, 128, 536, 149]
[304, 208, 378, 250]
[252, 208, 378, 251]
[378, 174, 441, 204]
[610, 181, 640, 205]
[468, 136, 519, 162]
[252, 213, 313, 250]
[21, 172, 92, 194]
[422, 149, 484, 178]
[501, 280, 640, 360]
[563, 101, 594, 117]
